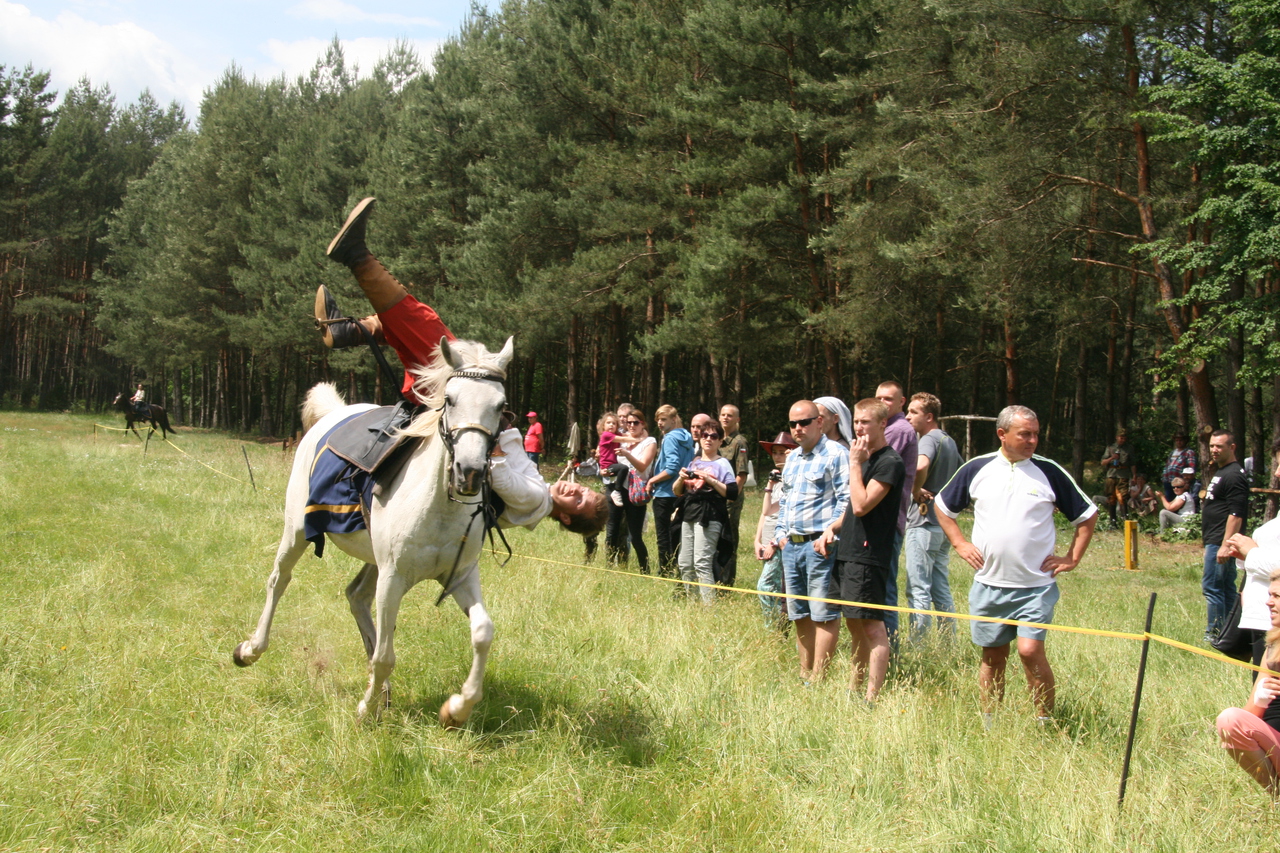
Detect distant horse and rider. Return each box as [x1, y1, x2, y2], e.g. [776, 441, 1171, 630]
[111, 391, 175, 440]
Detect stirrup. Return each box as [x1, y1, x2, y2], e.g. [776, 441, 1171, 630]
[314, 285, 363, 349]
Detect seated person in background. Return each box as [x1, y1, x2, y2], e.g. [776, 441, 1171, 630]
[1157, 477, 1197, 533]
[1215, 569, 1280, 798]
[1127, 474, 1158, 517]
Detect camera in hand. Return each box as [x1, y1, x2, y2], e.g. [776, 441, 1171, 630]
[768, 469, 782, 483]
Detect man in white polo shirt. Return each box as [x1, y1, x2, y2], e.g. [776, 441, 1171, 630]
[935, 405, 1097, 724]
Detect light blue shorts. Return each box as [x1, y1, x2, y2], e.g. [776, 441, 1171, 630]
[969, 581, 1059, 647]
[782, 540, 839, 623]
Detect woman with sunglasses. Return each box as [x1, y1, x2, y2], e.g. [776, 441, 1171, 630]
[1156, 476, 1197, 534]
[608, 411, 658, 573]
[674, 425, 740, 603]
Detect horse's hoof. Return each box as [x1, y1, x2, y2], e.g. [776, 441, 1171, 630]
[438, 695, 468, 729]
[232, 642, 256, 667]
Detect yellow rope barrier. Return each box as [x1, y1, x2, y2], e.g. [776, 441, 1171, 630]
[501, 549, 1279, 677]
[93, 422, 251, 485]
[161, 439, 251, 485]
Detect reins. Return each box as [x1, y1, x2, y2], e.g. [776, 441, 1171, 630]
[431, 365, 512, 605]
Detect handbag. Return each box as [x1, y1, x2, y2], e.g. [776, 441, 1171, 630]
[627, 468, 651, 505]
[1209, 580, 1251, 662]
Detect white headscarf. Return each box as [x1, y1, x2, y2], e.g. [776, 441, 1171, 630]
[813, 396, 852, 448]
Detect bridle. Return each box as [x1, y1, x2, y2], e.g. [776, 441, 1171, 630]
[436, 368, 507, 467]
[433, 366, 512, 605]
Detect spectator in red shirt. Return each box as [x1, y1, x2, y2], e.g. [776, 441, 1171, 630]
[524, 412, 544, 466]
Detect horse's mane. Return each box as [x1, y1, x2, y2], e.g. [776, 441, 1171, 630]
[399, 340, 509, 440]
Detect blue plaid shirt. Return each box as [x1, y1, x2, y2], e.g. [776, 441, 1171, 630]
[775, 435, 850, 541]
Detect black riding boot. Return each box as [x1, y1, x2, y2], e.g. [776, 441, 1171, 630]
[314, 285, 366, 349]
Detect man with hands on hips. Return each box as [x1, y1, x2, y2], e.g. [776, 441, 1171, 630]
[934, 405, 1097, 725]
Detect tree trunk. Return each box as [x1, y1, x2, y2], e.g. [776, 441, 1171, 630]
[1124, 24, 1218, 455]
[566, 317, 579, 448]
[1071, 336, 1089, 485]
[1225, 276, 1246, 445]
[1117, 270, 1138, 429]
[1002, 311, 1019, 406]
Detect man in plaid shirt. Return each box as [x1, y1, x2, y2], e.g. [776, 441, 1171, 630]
[763, 399, 851, 681]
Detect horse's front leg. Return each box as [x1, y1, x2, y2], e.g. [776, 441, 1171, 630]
[438, 568, 493, 729]
[233, 529, 306, 667]
[357, 571, 409, 722]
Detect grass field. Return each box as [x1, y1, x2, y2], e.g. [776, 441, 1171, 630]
[0, 410, 1274, 851]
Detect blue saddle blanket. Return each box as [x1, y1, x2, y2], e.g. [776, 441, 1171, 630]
[304, 412, 375, 557]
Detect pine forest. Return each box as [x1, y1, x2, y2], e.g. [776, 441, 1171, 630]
[2, 0, 1278, 484]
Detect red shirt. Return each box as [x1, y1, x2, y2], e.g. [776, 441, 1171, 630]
[524, 421, 543, 453]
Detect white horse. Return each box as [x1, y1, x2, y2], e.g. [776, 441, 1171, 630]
[233, 337, 512, 726]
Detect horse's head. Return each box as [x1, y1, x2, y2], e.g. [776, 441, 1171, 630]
[112, 393, 125, 409]
[439, 336, 513, 496]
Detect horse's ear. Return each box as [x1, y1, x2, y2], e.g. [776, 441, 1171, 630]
[496, 336, 514, 371]
[440, 336, 459, 369]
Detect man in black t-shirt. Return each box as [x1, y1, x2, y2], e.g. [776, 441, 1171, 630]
[816, 398, 904, 704]
[1201, 429, 1250, 639]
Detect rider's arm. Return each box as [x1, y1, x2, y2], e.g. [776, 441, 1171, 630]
[489, 428, 552, 529]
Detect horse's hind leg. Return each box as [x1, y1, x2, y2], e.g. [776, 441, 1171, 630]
[438, 569, 493, 729]
[345, 563, 378, 659]
[233, 529, 306, 667]
[345, 562, 391, 708]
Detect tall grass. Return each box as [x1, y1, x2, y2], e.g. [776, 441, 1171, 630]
[0, 411, 1272, 851]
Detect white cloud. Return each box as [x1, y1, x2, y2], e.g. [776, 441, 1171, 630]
[0, 0, 209, 111]
[262, 36, 443, 82]
[287, 0, 443, 28]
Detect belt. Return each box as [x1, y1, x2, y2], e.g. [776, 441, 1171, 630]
[787, 532, 822, 544]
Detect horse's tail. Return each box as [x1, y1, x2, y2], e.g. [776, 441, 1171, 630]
[154, 407, 174, 435]
[301, 383, 346, 433]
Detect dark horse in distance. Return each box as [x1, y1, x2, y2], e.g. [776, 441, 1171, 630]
[111, 393, 175, 440]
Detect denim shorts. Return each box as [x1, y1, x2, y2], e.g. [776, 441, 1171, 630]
[969, 581, 1060, 647]
[782, 541, 839, 623]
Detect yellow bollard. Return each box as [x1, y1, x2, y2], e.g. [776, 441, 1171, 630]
[1124, 519, 1139, 571]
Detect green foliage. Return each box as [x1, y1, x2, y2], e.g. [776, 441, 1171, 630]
[8, 0, 1280, 469]
[1148, 0, 1280, 386]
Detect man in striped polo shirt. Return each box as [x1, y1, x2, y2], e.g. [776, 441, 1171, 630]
[935, 405, 1097, 724]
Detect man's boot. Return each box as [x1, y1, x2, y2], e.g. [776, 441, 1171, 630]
[314, 286, 386, 349]
[325, 197, 409, 313]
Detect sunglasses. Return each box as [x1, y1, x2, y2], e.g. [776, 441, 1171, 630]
[623, 419, 641, 425]
[788, 417, 816, 428]
[703, 433, 722, 440]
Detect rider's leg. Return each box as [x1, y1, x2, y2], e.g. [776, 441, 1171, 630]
[317, 198, 455, 401]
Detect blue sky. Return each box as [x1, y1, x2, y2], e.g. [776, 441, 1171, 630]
[1, 0, 484, 117]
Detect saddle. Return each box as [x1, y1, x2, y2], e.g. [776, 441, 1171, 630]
[324, 402, 422, 485]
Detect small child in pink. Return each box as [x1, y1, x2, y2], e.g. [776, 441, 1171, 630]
[597, 413, 637, 506]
